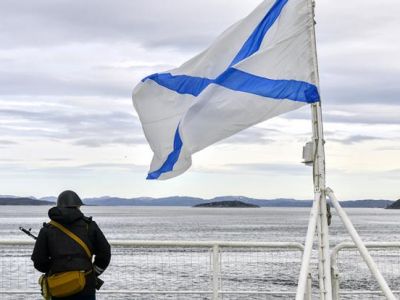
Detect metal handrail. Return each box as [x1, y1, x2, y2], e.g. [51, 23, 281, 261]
[0, 239, 306, 299]
[0, 239, 305, 249]
[331, 241, 400, 300]
[327, 188, 397, 300]
[331, 242, 400, 261]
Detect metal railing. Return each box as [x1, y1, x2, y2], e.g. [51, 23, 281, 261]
[0, 240, 307, 300]
[326, 189, 397, 300]
[331, 242, 400, 300]
[4, 239, 400, 299]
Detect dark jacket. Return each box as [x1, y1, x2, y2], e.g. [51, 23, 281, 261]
[31, 207, 111, 296]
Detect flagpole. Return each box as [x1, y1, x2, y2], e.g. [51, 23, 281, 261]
[309, 0, 333, 299]
[305, 2, 396, 299]
[311, 104, 332, 300]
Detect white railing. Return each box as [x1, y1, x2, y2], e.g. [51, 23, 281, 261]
[331, 242, 400, 300]
[0, 240, 307, 300]
[326, 189, 397, 300]
[3, 239, 400, 299]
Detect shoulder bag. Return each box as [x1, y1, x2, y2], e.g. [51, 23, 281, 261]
[39, 220, 93, 299]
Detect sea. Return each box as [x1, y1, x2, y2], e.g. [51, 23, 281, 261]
[1, 206, 399, 299]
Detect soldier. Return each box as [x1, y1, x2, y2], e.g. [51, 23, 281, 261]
[32, 190, 111, 300]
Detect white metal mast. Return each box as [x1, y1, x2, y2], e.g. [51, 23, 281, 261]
[296, 0, 332, 298]
[296, 1, 397, 299]
[296, 1, 332, 298]
[309, 0, 332, 298]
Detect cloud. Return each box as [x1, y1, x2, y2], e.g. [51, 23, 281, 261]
[328, 135, 384, 145]
[0, 106, 144, 146]
[0, 158, 20, 162]
[0, 108, 137, 128]
[74, 137, 146, 148]
[385, 169, 400, 177]
[42, 158, 72, 162]
[0, 0, 399, 199]
[286, 104, 400, 125]
[375, 146, 400, 151]
[1, 0, 399, 107]
[320, 69, 400, 106]
[0, 140, 18, 145]
[78, 163, 144, 171]
[0, 70, 129, 98]
[0, 0, 261, 50]
[315, 0, 400, 106]
[0, 162, 144, 174]
[218, 127, 278, 145]
[221, 163, 309, 175]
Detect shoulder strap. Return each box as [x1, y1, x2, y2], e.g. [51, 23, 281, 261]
[49, 220, 92, 259]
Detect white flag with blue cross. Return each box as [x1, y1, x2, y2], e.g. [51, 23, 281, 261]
[133, 0, 319, 180]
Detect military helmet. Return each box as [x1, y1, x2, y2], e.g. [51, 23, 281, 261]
[57, 190, 84, 208]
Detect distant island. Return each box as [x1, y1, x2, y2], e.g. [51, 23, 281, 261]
[0, 197, 53, 206]
[0, 195, 395, 208]
[194, 200, 259, 208]
[386, 199, 400, 209]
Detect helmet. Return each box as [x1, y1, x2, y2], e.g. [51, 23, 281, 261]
[57, 190, 84, 208]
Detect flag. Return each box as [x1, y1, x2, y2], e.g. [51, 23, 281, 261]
[133, 0, 319, 180]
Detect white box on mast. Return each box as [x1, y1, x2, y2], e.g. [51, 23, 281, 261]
[302, 141, 315, 166]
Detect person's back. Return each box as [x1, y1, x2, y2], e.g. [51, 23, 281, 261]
[31, 191, 111, 300]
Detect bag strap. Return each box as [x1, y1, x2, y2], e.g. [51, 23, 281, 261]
[49, 220, 92, 259]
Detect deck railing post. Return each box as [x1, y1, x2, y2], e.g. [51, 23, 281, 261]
[212, 244, 220, 300]
[331, 265, 340, 300]
[305, 272, 312, 300]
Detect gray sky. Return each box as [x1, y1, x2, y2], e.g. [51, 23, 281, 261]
[0, 0, 399, 200]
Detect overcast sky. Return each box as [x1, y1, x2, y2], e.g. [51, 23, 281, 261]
[0, 0, 399, 200]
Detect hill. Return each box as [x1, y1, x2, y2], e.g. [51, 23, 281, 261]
[194, 200, 259, 208]
[0, 197, 53, 205]
[83, 196, 204, 206]
[386, 199, 400, 209]
[0, 195, 394, 208]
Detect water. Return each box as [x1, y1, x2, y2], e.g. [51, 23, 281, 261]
[1, 206, 400, 299]
[2, 206, 400, 243]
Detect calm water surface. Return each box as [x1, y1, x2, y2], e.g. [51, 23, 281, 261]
[1, 205, 399, 244]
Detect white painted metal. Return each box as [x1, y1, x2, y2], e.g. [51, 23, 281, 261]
[296, 192, 321, 300]
[306, 1, 396, 299]
[1, 290, 302, 295]
[302, 141, 315, 165]
[331, 265, 340, 300]
[332, 242, 400, 255]
[306, 273, 313, 300]
[315, 204, 324, 298]
[308, 0, 332, 298]
[5, 289, 399, 296]
[331, 242, 400, 300]
[3, 239, 400, 298]
[335, 291, 400, 295]
[0, 240, 305, 298]
[0, 240, 33, 245]
[2, 240, 305, 248]
[219, 291, 300, 295]
[326, 188, 397, 300]
[212, 245, 220, 300]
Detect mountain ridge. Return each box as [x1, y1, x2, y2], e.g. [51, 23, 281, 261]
[0, 195, 394, 208]
[386, 199, 400, 209]
[0, 197, 54, 205]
